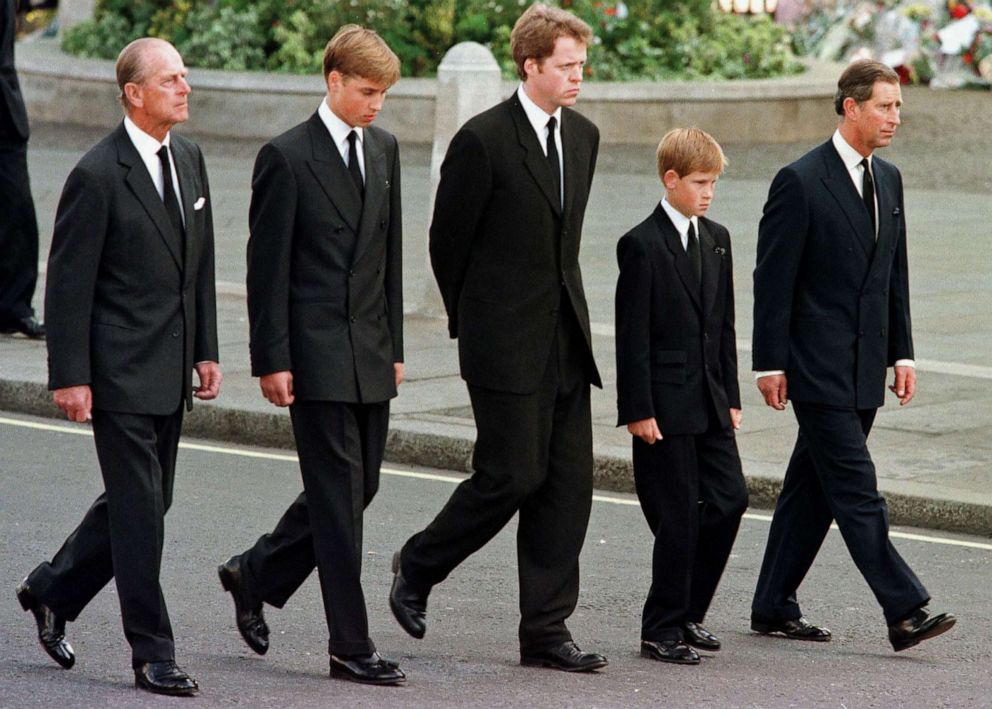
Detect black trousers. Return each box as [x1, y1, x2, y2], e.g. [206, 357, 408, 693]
[633, 421, 747, 642]
[236, 400, 388, 656]
[752, 402, 929, 625]
[26, 407, 183, 666]
[401, 309, 594, 652]
[0, 140, 39, 325]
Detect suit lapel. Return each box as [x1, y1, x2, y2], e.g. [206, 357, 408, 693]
[864, 159, 898, 281]
[819, 141, 875, 258]
[698, 219, 721, 319]
[352, 128, 388, 264]
[305, 113, 362, 233]
[653, 205, 702, 313]
[171, 137, 198, 278]
[509, 97, 562, 217]
[116, 125, 183, 270]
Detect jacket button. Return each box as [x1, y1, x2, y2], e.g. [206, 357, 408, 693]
[334, 226, 343, 233]
[380, 220, 387, 229]
[171, 329, 180, 338]
[550, 308, 559, 316]
[350, 316, 357, 323]
[349, 269, 355, 277]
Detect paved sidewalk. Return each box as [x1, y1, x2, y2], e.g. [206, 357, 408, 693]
[2, 98, 991, 535]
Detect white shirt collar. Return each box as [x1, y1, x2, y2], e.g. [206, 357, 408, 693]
[832, 129, 870, 172]
[318, 98, 362, 152]
[660, 197, 697, 247]
[517, 84, 562, 137]
[123, 115, 170, 156]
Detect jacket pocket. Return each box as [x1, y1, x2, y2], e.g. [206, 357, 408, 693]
[651, 349, 687, 384]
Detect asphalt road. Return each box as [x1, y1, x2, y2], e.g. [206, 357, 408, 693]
[1, 411, 989, 708]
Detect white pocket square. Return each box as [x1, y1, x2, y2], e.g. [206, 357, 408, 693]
[193, 197, 206, 210]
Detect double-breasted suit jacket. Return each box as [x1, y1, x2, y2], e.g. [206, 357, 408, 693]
[247, 113, 403, 403]
[429, 95, 600, 394]
[752, 140, 912, 409]
[616, 205, 740, 434]
[46, 123, 218, 411]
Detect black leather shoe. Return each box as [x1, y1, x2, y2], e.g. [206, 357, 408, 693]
[218, 556, 269, 655]
[389, 551, 428, 639]
[640, 639, 701, 665]
[888, 607, 955, 652]
[16, 580, 74, 669]
[1, 316, 45, 339]
[751, 614, 831, 641]
[134, 661, 198, 696]
[329, 653, 406, 686]
[682, 621, 721, 651]
[520, 640, 608, 672]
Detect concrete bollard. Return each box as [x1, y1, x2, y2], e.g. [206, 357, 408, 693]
[415, 42, 503, 317]
[56, 0, 96, 33]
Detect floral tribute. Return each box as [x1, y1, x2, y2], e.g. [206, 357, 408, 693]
[788, 0, 992, 87]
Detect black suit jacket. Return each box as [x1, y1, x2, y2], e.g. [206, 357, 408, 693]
[0, 0, 29, 143]
[46, 123, 219, 414]
[429, 95, 600, 395]
[752, 140, 913, 410]
[246, 113, 403, 404]
[615, 205, 740, 435]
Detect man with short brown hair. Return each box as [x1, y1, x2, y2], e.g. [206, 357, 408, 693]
[16, 37, 219, 696]
[389, 3, 606, 672]
[750, 59, 955, 652]
[217, 24, 405, 686]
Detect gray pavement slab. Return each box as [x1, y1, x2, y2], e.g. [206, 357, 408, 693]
[3, 84, 992, 536]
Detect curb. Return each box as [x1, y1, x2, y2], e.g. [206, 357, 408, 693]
[3, 377, 990, 537]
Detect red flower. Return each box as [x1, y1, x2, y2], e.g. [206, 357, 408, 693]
[605, 6, 617, 15]
[950, 3, 970, 19]
[963, 51, 974, 63]
[894, 64, 912, 83]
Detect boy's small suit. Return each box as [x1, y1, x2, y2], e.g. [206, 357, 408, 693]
[615, 202, 747, 644]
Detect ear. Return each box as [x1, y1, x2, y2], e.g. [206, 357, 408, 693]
[662, 169, 680, 191]
[123, 82, 143, 109]
[326, 70, 342, 93]
[842, 96, 859, 119]
[523, 56, 541, 78]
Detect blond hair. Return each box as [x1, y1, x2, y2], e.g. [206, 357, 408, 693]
[656, 127, 727, 180]
[510, 3, 593, 81]
[323, 24, 400, 86]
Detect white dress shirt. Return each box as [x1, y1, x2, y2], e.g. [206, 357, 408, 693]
[517, 84, 563, 205]
[659, 197, 698, 252]
[124, 115, 185, 226]
[318, 99, 364, 182]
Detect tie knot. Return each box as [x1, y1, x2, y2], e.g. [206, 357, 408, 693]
[347, 130, 358, 147]
[157, 145, 170, 162]
[860, 157, 871, 172]
[547, 116, 557, 133]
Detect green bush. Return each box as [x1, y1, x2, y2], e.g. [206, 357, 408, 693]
[62, 0, 802, 81]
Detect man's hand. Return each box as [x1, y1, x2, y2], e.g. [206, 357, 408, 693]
[757, 374, 788, 410]
[193, 361, 222, 400]
[729, 408, 742, 430]
[53, 385, 92, 422]
[890, 365, 916, 406]
[394, 362, 405, 389]
[627, 417, 663, 444]
[260, 371, 294, 407]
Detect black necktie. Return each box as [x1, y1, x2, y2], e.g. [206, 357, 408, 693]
[686, 221, 701, 282]
[546, 116, 561, 208]
[861, 157, 876, 236]
[156, 146, 185, 243]
[347, 130, 364, 201]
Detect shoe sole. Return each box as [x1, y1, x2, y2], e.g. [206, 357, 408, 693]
[750, 622, 831, 641]
[891, 616, 956, 652]
[135, 679, 198, 696]
[683, 639, 720, 652]
[389, 553, 426, 640]
[16, 582, 76, 669]
[218, 563, 269, 656]
[329, 667, 406, 686]
[638, 649, 700, 665]
[520, 657, 609, 672]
